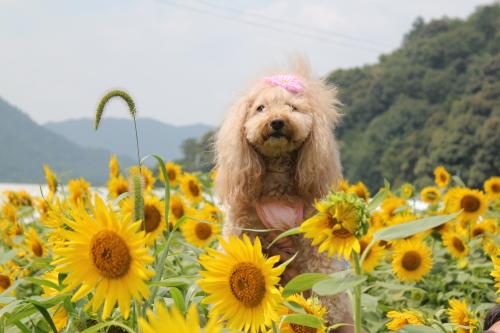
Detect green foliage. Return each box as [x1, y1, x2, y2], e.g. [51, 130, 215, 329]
[176, 130, 215, 172]
[328, 4, 500, 191]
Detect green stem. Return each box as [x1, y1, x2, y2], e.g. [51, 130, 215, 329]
[352, 251, 362, 333]
[132, 115, 142, 169]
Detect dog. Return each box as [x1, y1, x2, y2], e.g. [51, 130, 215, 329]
[214, 59, 354, 331]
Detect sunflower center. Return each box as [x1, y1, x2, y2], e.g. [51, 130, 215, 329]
[188, 180, 200, 197]
[172, 203, 184, 219]
[116, 184, 128, 196]
[0, 274, 11, 290]
[440, 174, 447, 182]
[229, 262, 266, 308]
[32, 241, 43, 257]
[492, 183, 500, 193]
[401, 251, 422, 271]
[167, 169, 176, 181]
[472, 227, 485, 237]
[290, 323, 316, 333]
[143, 204, 161, 233]
[460, 195, 480, 212]
[194, 223, 212, 240]
[452, 237, 465, 252]
[426, 191, 438, 200]
[332, 227, 352, 239]
[90, 230, 131, 279]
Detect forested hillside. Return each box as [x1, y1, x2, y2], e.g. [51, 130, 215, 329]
[0, 98, 133, 184]
[328, 4, 500, 190]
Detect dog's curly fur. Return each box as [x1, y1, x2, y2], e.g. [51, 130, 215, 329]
[214, 59, 353, 328]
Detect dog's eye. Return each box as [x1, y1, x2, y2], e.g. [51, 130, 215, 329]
[288, 104, 298, 112]
[256, 105, 265, 112]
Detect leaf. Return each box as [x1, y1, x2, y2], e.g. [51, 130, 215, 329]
[25, 300, 58, 333]
[283, 301, 307, 314]
[367, 182, 390, 213]
[267, 227, 301, 249]
[283, 273, 330, 296]
[281, 314, 323, 329]
[399, 325, 441, 333]
[80, 321, 135, 333]
[312, 275, 367, 296]
[25, 277, 60, 291]
[373, 211, 461, 241]
[149, 277, 192, 288]
[0, 249, 16, 265]
[278, 252, 299, 270]
[169, 287, 185, 313]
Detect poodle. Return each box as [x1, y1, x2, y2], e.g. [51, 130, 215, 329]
[214, 59, 354, 331]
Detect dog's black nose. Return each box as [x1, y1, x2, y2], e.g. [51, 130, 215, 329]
[270, 119, 285, 131]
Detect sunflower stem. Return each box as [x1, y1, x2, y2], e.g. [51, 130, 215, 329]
[352, 251, 362, 333]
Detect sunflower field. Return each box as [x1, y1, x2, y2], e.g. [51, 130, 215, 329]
[0, 93, 499, 333]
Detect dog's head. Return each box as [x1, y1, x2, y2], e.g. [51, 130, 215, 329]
[215, 60, 342, 205]
[244, 77, 313, 157]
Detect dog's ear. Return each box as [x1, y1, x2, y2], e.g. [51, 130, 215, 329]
[214, 96, 263, 206]
[296, 81, 342, 200]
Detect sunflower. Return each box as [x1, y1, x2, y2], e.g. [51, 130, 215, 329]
[40, 271, 68, 331]
[141, 195, 166, 244]
[130, 166, 155, 192]
[0, 269, 13, 292]
[276, 294, 327, 333]
[348, 181, 370, 202]
[386, 310, 423, 331]
[198, 235, 284, 333]
[2, 203, 17, 222]
[420, 186, 441, 205]
[359, 234, 385, 273]
[400, 183, 414, 199]
[447, 299, 478, 333]
[25, 227, 46, 258]
[442, 230, 468, 259]
[181, 209, 221, 248]
[445, 188, 488, 223]
[470, 218, 496, 238]
[109, 155, 120, 178]
[159, 162, 182, 188]
[434, 166, 450, 188]
[122, 195, 166, 242]
[300, 192, 369, 259]
[67, 178, 91, 205]
[6, 191, 33, 207]
[392, 239, 432, 282]
[169, 193, 192, 229]
[180, 173, 203, 204]
[107, 176, 129, 199]
[484, 176, 500, 201]
[139, 303, 222, 333]
[44, 164, 58, 194]
[338, 179, 349, 192]
[52, 195, 154, 319]
[492, 257, 500, 301]
[381, 197, 407, 219]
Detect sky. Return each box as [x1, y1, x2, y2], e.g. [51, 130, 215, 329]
[0, 0, 492, 126]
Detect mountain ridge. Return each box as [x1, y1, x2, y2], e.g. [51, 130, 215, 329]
[44, 117, 213, 162]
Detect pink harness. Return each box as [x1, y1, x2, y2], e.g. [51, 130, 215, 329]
[255, 199, 304, 231]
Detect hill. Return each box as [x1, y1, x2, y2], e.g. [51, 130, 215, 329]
[45, 118, 212, 162]
[0, 97, 134, 184]
[327, 4, 500, 190]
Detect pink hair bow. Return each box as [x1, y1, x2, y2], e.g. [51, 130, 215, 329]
[264, 74, 304, 93]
